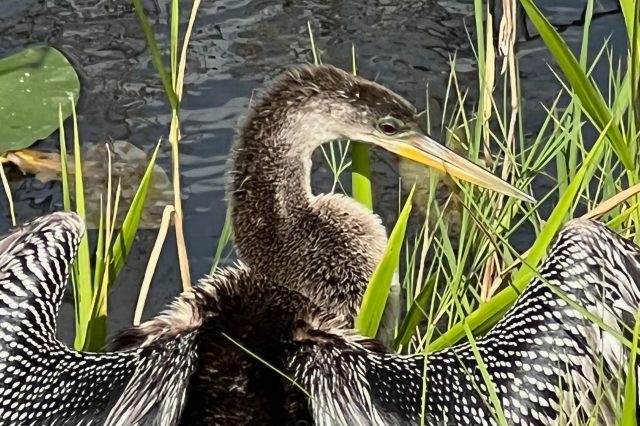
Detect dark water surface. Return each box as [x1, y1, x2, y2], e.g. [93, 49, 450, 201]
[0, 0, 627, 343]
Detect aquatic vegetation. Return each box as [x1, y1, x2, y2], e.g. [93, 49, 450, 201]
[0, 43, 159, 350]
[0, 46, 79, 153]
[384, 0, 640, 422]
[5, 142, 173, 229]
[0, 46, 80, 225]
[431, 0, 640, 349]
[58, 105, 160, 351]
[356, 186, 415, 337]
[131, 0, 203, 293]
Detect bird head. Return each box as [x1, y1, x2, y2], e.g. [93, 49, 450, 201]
[275, 65, 534, 203]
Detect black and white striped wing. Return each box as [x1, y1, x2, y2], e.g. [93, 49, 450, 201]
[0, 213, 140, 424]
[290, 336, 425, 426]
[0, 212, 83, 338]
[291, 219, 640, 425]
[105, 333, 199, 426]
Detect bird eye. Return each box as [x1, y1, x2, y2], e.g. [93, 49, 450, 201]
[377, 117, 403, 136]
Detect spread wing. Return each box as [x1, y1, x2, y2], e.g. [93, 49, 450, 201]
[291, 219, 640, 426]
[0, 211, 83, 338]
[105, 333, 199, 426]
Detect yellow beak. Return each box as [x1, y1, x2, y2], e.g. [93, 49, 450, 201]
[389, 133, 535, 203]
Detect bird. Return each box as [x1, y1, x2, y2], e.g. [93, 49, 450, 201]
[0, 65, 637, 425]
[0, 64, 531, 425]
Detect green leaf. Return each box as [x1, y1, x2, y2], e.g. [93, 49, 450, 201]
[0, 46, 80, 153]
[210, 209, 234, 275]
[349, 50, 373, 211]
[83, 216, 107, 351]
[92, 204, 105, 307]
[351, 142, 372, 210]
[622, 309, 640, 425]
[463, 321, 508, 426]
[356, 185, 415, 337]
[428, 123, 609, 352]
[69, 101, 93, 351]
[393, 275, 436, 351]
[519, 0, 634, 172]
[110, 140, 162, 279]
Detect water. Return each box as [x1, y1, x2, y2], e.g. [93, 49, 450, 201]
[0, 0, 628, 343]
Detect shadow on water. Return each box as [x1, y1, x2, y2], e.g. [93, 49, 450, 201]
[0, 0, 628, 344]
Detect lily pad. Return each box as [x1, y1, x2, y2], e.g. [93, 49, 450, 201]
[0, 46, 80, 153]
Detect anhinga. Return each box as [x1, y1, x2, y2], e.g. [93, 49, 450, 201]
[0, 66, 637, 425]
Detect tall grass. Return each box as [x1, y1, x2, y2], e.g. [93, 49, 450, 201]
[428, 0, 640, 352]
[364, 0, 640, 422]
[58, 104, 160, 351]
[132, 0, 203, 292]
[53, 0, 204, 348]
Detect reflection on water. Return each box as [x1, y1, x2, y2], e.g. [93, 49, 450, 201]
[0, 0, 628, 343]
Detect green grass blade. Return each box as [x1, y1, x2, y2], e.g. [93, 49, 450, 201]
[84, 149, 120, 351]
[509, 123, 610, 285]
[351, 142, 373, 210]
[394, 276, 436, 351]
[620, 0, 640, 88]
[70, 100, 93, 350]
[131, 0, 179, 110]
[472, 0, 486, 155]
[111, 140, 161, 280]
[463, 321, 508, 426]
[58, 105, 71, 211]
[170, 0, 179, 86]
[621, 309, 640, 424]
[351, 142, 372, 210]
[58, 104, 82, 339]
[223, 333, 312, 399]
[84, 201, 107, 351]
[83, 283, 107, 351]
[349, 45, 372, 210]
[519, 0, 634, 172]
[210, 210, 234, 275]
[356, 186, 415, 337]
[428, 123, 609, 352]
[92, 200, 105, 298]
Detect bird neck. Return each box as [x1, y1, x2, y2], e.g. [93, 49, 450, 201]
[229, 107, 331, 257]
